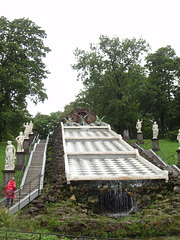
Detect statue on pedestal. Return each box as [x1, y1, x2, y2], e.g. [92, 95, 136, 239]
[177, 129, 180, 150]
[29, 121, 34, 134]
[136, 119, 143, 133]
[152, 121, 159, 139]
[23, 122, 30, 139]
[16, 132, 25, 152]
[5, 141, 16, 170]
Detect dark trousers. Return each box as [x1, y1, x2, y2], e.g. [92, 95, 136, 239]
[5, 198, 13, 207]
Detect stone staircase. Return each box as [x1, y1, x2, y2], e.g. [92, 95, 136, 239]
[22, 140, 46, 189]
[0, 139, 48, 214]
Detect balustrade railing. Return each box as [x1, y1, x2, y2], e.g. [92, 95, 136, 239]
[0, 229, 118, 240]
[0, 174, 42, 210]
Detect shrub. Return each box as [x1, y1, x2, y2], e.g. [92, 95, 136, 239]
[167, 130, 178, 141]
[0, 209, 16, 228]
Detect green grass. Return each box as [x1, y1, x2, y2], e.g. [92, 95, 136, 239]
[158, 140, 179, 165]
[159, 139, 178, 156]
[0, 142, 6, 170]
[0, 142, 8, 186]
[129, 139, 179, 165]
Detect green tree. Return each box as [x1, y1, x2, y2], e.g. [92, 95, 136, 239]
[0, 17, 51, 141]
[140, 46, 180, 137]
[33, 111, 62, 139]
[72, 35, 150, 135]
[60, 101, 77, 121]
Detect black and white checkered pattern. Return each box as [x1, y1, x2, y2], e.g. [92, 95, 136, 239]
[62, 124, 168, 182]
[68, 157, 157, 177]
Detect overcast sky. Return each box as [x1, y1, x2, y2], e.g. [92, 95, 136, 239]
[1, 0, 180, 116]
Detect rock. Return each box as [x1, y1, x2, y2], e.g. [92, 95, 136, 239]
[57, 225, 64, 231]
[156, 194, 163, 199]
[48, 195, 55, 202]
[27, 207, 39, 216]
[28, 207, 39, 212]
[69, 195, 76, 201]
[33, 215, 43, 220]
[174, 186, 180, 194]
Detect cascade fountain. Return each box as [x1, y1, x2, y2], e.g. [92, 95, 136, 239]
[62, 108, 169, 215]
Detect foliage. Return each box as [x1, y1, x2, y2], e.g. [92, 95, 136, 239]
[167, 130, 179, 141]
[0, 209, 16, 228]
[72, 35, 150, 135]
[140, 46, 180, 138]
[0, 142, 7, 186]
[0, 229, 59, 239]
[0, 17, 51, 141]
[72, 36, 180, 138]
[33, 111, 62, 139]
[60, 101, 76, 121]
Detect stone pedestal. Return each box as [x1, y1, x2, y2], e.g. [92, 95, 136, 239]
[152, 138, 160, 151]
[29, 133, 34, 145]
[15, 151, 26, 170]
[136, 132, 144, 144]
[123, 130, 130, 140]
[23, 138, 30, 154]
[176, 149, 180, 168]
[1, 170, 16, 189]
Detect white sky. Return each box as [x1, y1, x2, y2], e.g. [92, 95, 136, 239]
[1, 0, 180, 116]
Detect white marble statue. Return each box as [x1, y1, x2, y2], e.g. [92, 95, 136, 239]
[29, 121, 34, 134]
[152, 121, 159, 139]
[23, 122, 30, 139]
[136, 119, 143, 133]
[5, 141, 16, 170]
[177, 129, 180, 150]
[16, 132, 25, 152]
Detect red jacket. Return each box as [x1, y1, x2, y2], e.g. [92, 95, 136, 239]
[5, 180, 16, 199]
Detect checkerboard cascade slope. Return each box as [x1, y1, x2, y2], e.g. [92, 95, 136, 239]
[62, 123, 168, 183]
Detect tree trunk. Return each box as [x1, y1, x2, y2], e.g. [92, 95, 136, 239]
[160, 112, 165, 139]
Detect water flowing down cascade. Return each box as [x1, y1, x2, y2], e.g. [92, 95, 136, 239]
[99, 180, 143, 216]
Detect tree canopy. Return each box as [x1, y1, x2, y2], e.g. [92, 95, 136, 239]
[0, 17, 51, 140]
[140, 46, 180, 137]
[33, 111, 62, 139]
[72, 35, 150, 135]
[72, 35, 180, 138]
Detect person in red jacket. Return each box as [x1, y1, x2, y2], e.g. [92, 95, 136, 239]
[5, 177, 16, 207]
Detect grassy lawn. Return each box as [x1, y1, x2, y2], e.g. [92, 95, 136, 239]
[0, 142, 6, 170]
[0, 142, 7, 186]
[130, 139, 179, 165]
[159, 139, 179, 156]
